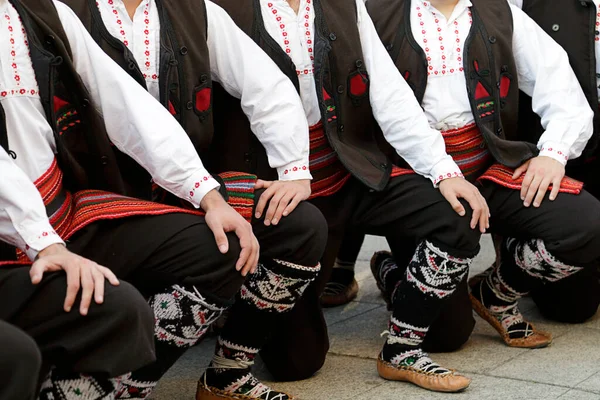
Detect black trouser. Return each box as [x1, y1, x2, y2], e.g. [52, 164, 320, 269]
[261, 175, 481, 380]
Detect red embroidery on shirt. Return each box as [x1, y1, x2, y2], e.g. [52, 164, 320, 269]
[416, 1, 471, 77]
[268, 0, 314, 76]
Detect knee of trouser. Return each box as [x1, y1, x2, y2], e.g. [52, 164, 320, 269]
[0, 324, 42, 377]
[279, 201, 328, 265]
[100, 281, 155, 334]
[429, 199, 481, 259]
[206, 232, 246, 301]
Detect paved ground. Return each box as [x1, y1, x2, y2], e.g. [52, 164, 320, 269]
[152, 235, 600, 399]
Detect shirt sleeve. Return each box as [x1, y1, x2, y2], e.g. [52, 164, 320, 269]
[206, 1, 311, 181]
[55, 1, 219, 207]
[0, 148, 64, 261]
[356, 0, 462, 185]
[507, 0, 523, 8]
[511, 4, 594, 164]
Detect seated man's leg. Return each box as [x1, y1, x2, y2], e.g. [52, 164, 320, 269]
[353, 174, 480, 391]
[67, 213, 246, 398]
[0, 321, 41, 400]
[321, 230, 366, 307]
[0, 266, 155, 399]
[470, 183, 600, 346]
[531, 266, 600, 323]
[201, 196, 328, 399]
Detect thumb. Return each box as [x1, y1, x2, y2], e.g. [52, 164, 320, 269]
[209, 221, 229, 253]
[30, 260, 48, 284]
[255, 180, 273, 190]
[445, 191, 466, 216]
[513, 164, 527, 180]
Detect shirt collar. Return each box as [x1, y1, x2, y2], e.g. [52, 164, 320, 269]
[419, 0, 472, 23]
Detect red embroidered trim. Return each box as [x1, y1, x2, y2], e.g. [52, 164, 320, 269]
[195, 87, 211, 113]
[283, 164, 309, 175]
[474, 81, 490, 100]
[267, 0, 314, 75]
[416, 1, 471, 77]
[499, 75, 511, 98]
[188, 175, 213, 198]
[540, 146, 568, 162]
[349, 73, 368, 97]
[307, 123, 350, 199]
[433, 171, 464, 185]
[478, 164, 583, 194]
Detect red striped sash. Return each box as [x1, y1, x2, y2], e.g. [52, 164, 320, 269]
[1, 161, 257, 266]
[308, 123, 351, 199]
[390, 124, 583, 194]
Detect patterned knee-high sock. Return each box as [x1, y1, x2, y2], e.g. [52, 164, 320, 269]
[203, 259, 320, 399]
[38, 369, 127, 400]
[381, 241, 471, 375]
[472, 238, 583, 339]
[372, 251, 407, 305]
[116, 285, 226, 399]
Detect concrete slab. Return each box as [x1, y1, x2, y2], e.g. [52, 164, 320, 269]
[490, 328, 600, 388]
[576, 372, 600, 394]
[558, 389, 600, 399]
[323, 301, 381, 326]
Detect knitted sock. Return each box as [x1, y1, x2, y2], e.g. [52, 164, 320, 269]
[381, 241, 471, 375]
[39, 368, 126, 400]
[472, 238, 583, 340]
[116, 285, 225, 399]
[203, 259, 320, 399]
[371, 251, 406, 305]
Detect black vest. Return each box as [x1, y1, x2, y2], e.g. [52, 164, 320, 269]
[213, 0, 392, 191]
[1, 0, 150, 198]
[62, 0, 216, 159]
[518, 0, 599, 157]
[367, 0, 537, 168]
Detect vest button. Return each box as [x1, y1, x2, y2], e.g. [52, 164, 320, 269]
[385, 44, 393, 52]
[186, 101, 193, 110]
[339, 124, 345, 132]
[200, 115, 205, 121]
[200, 74, 208, 83]
[329, 33, 337, 41]
[180, 46, 188, 55]
[552, 24, 560, 32]
[596, 30, 600, 35]
[244, 152, 253, 163]
[488, 36, 497, 44]
[100, 156, 109, 165]
[380, 163, 388, 169]
[82, 99, 90, 108]
[581, 1, 588, 6]
[45, 35, 55, 45]
[355, 60, 364, 68]
[337, 85, 344, 93]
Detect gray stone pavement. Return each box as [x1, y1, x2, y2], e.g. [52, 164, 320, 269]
[151, 235, 600, 399]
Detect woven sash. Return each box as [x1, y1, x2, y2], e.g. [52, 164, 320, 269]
[308, 122, 351, 199]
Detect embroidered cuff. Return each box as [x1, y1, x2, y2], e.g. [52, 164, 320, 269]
[430, 159, 464, 187]
[277, 161, 313, 181]
[182, 172, 221, 208]
[538, 142, 569, 166]
[17, 220, 65, 261]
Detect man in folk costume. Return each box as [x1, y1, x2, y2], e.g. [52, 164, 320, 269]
[0, 148, 156, 400]
[469, 0, 600, 326]
[213, 0, 497, 393]
[64, 0, 328, 398]
[0, 0, 327, 398]
[365, 0, 600, 359]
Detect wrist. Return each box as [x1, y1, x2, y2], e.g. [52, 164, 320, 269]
[200, 189, 226, 211]
[37, 243, 66, 259]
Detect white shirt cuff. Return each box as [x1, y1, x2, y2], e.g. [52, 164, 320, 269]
[429, 158, 464, 187]
[277, 161, 312, 181]
[17, 220, 65, 261]
[538, 142, 569, 166]
[181, 172, 221, 208]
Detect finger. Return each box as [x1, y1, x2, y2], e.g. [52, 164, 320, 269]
[480, 193, 490, 230]
[466, 194, 482, 230]
[98, 265, 120, 286]
[79, 264, 94, 316]
[523, 175, 541, 207]
[210, 221, 229, 253]
[520, 169, 535, 200]
[549, 177, 561, 201]
[533, 178, 551, 207]
[30, 260, 48, 284]
[282, 194, 302, 217]
[255, 186, 276, 219]
[445, 192, 466, 217]
[235, 225, 252, 273]
[251, 239, 260, 274]
[272, 192, 294, 225]
[241, 229, 258, 276]
[264, 191, 285, 225]
[478, 196, 489, 233]
[254, 179, 273, 190]
[91, 267, 105, 305]
[64, 265, 81, 313]
[512, 163, 528, 180]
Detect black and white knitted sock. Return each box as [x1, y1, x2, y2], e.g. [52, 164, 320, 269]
[116, 284, 225, 399]
[39, 368, 126, 400]
[472, 238, 583, 340]
[372, 251, 405, 306]
[381, 241, 471, 375]
[203, 259, 320, 399]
